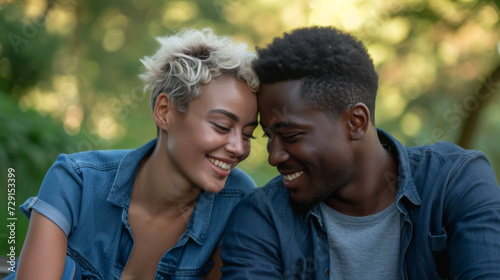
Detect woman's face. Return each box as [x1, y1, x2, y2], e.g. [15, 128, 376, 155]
[165, 76, 258, 193]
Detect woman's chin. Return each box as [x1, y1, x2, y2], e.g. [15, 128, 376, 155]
[201, 180, 226, 193]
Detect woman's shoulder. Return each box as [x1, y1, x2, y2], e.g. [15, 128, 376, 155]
[54, 149, 132, 172]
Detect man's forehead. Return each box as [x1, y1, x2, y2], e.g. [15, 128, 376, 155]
[259, 105, 290, 125]
[257, 80, 309, 129]
[257, 80, 302, 100]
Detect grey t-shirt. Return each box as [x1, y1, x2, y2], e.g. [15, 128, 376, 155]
[319, 202, 401, 280]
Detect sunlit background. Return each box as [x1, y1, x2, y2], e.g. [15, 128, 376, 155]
[1, 0, 499, 257]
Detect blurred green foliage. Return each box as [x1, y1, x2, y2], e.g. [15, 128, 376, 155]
[0, 93, 81, 256]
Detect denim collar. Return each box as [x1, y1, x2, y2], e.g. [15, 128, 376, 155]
[106, 138, 214, 245]
[185, 191, 214, 245]
[377, 129, 422, 207]
[303, 128, 422, 224]
[107, 139, 157, 207]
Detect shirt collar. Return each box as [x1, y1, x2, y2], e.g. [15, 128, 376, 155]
[184, 191, 214, 245]
[302, 204, 323, 225]
[377, 129, 422, 206]
[107, 139, 157, 207]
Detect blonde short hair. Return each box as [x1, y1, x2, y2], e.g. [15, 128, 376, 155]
[139, 28, 259, 112]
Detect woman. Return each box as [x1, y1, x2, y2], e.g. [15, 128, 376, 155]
[13, 28, 259, 279]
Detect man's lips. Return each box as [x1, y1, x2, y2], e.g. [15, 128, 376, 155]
[277, 164, 305, 185]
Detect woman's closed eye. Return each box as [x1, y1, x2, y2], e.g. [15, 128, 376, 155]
[243, 132, 256, 140]
[213, 123, 256, 140]
[212, 123, 231, 133]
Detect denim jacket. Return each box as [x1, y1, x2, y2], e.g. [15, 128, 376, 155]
[221, 129, 500, 279]
[19, 139, 256, 279]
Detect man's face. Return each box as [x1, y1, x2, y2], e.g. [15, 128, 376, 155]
[258, 80, 354, 212]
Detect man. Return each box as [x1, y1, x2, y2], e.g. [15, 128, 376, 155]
[220, 26, 500, 279]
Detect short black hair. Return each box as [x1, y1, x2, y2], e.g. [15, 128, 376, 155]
[253, 26, 379, 122]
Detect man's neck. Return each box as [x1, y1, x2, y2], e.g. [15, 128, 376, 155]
[324, 132, 399, 216]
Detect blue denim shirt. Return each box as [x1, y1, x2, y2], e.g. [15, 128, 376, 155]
[19, 139, 257, 279]
[221, 129, 500, 280]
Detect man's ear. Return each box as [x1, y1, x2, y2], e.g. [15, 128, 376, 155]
[348, 103, 370, 140]
[153, 93, 172, 131]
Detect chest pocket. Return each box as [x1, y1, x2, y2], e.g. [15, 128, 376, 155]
[429, 227, 450, 280]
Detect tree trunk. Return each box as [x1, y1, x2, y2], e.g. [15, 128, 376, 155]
[457, 63, 500, 149]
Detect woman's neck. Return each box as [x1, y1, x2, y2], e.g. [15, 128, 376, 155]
[131, 142, 202, 218]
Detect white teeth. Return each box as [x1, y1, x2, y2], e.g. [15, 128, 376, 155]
[208, 157, 231, 170]
[283, 171, 304, 182]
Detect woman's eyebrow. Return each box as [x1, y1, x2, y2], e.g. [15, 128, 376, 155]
[209, 109, 239, 121]
[209, 109, 258, 127]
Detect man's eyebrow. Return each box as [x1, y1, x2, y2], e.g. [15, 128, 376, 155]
[209, 109, 258, 127]
[260, 121, 292, 131]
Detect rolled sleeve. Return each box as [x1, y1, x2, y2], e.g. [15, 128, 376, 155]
[20, 153, 83, 237]
[20, 196, 72, 237]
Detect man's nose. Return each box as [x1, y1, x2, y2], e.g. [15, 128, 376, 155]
[267, 138, 289, 166]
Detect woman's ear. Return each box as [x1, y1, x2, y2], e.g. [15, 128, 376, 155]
[348, 103, 370, 140]
[153, 93, 171, 131]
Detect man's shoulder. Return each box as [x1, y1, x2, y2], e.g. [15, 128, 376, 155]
[223, 168, 258, 195]
[403, 140, 499, 204]
[380, 128, 485, 163]
[230, 175, 303, 229]
[258, 175, 288, 196]
[409, 140, 477, 155]
[406, 141, 488, 168]
[237, 175, 291, 211]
